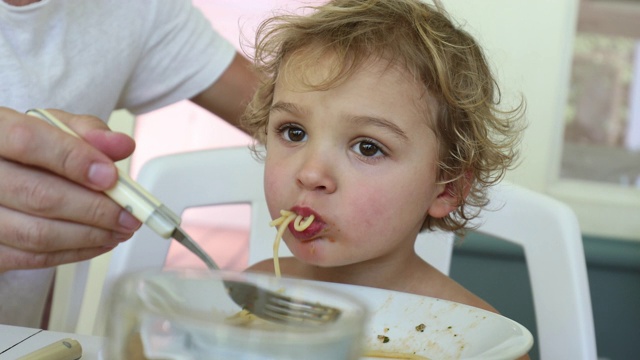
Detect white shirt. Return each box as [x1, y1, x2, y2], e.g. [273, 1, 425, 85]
[0, 0, 237, 327]
[0, 0, 236, 120]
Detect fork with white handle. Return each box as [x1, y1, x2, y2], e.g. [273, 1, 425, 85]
[26, 108, 341, 325]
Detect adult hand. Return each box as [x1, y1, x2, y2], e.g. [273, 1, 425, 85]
[0, 107, 141, 272]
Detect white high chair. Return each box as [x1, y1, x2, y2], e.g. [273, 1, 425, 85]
[467, 181, 597, 359]
[51, 146, 597, 359]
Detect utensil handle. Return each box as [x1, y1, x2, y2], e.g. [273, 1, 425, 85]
[26, 109, 180, 238]
[17, 338, 82, 360]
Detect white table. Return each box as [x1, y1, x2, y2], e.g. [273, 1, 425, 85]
[0, 325, 103, 359]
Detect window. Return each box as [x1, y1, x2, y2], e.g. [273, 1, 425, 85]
[562, 0, 640, 187]
[546, 0, 640, 240]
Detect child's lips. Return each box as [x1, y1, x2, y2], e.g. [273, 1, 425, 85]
[288, 207, 325, 240]
[289, 220, 325, 240]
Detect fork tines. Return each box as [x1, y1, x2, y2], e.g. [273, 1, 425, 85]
[264, 294, 341, 324]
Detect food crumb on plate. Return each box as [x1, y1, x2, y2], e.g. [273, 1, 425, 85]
[377, 335, 390, 343]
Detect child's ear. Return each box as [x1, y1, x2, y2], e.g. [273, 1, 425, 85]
[427, 174, 472, 219]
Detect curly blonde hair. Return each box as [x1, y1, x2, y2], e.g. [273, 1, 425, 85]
[241, 0, 525, 234]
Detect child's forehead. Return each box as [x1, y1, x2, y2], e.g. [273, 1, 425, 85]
[278, 49, 424, 93]
[273, 50, 439, 127]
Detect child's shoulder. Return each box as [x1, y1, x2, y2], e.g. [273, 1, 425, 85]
[244, 256, 300, 275]
[245, 258, 275, 274]
[418, 269, 498, 314]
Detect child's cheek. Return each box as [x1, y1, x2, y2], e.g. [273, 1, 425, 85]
[345, 187, 388, 232]
[264, 169, 284, 219]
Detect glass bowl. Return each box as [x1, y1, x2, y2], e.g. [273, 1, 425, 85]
[103, 269, 367, 360]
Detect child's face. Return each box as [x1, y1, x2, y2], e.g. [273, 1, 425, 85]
[264, 56, 453, 267]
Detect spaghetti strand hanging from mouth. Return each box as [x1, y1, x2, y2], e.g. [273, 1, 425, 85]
[269, 210, 315, 277]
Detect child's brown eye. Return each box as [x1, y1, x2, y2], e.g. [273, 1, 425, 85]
[276, 123, 307, 143]
[358, 141, 381, 157]
[287, 128, 306, 142]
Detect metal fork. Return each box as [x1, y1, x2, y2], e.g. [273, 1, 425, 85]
[27, 108, 341, 326]
[172, 230, 341, 325]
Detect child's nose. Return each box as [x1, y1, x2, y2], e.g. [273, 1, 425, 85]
[295, 151, 337, 193]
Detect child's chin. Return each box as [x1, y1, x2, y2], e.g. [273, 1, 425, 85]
[290, 244, 331, 265]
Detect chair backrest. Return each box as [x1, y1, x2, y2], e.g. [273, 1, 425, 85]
[57, 146, 596, 359]
[468, 182, 597, 359]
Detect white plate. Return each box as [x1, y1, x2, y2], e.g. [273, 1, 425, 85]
[311, 281, 534, 360]
[109, 271, 532, 360]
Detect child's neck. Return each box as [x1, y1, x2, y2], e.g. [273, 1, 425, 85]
[291, 252, 431, 293]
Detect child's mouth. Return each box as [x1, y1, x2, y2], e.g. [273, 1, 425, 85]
[288, 207, 325, 240]
[288, 220, 324, 240]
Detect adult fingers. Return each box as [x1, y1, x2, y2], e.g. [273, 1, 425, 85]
[0, 107, 119, 191]
[0, 159, 141, 240]
[0, 242, 115, 272]
[0, 205, 135, 253]
[45, 109, 136, 162]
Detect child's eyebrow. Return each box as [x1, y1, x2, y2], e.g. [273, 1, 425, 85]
[351, 115, 409, 140]
[270, 101, 307, 116]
